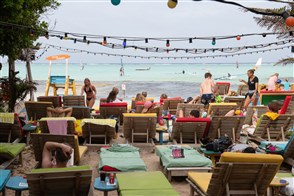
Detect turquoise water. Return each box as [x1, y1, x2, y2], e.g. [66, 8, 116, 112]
[1, 62, 293, 85]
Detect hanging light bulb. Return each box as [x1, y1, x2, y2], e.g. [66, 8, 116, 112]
[83, 36, 87, 42]
[189, 38, 193, 43]
[167, 0, 177, 9]
[74, 39, 77, 43]
[212, 37, 216, 45]
[29, 29, 34, 36]
[286, 17, 294, 27]
[111, 0, 121, 6]
[236, 35, 241, 40]
[45, 31, 49, 39]
[64, 33, 68, 38]
[102, 37, 107, 46]
[166, 40, 170, 47]
[87, 40, 90, 45]
[122, 39, 127, 48]
[262, 33, 266, 37]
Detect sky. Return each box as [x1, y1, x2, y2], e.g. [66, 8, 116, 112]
[11, 0, 294, 63]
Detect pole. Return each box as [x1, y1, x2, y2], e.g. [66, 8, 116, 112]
[26, 49, 34, 101]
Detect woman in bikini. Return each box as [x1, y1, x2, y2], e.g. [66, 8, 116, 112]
[81, 78, 96, 108]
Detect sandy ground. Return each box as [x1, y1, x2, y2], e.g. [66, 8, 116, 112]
[4, 132, 190, 196]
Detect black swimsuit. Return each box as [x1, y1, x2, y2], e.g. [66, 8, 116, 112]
[84, 86, 93, 101]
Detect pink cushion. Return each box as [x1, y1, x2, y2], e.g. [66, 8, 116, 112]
[176, 118, 211, 138]
[216, 82, 230, 85]
[167, 97, 182, 100]
[279, 96, 292, 114]
[135, 102, 145, 106]
[100, 102, 127, 108]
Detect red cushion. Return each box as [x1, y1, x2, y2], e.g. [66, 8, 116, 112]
[167, 97, 182, 100]
[101, 166, 120, 172]
[260, 90, 294, 94]
[100, 102, 127, 108]
[135, 102, 145, 106]
[279, 96, 292, 114]
[176, 118, 211, 138]
[216, 82, 230, 85]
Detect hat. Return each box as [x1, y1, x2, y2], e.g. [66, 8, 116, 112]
[142, 101, 152, 113]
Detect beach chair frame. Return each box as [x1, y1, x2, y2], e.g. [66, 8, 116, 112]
[64, 106, 91, 119]
[172, 122, 208, 144]
[163, 99, 184, 115]
[38, 118, 76, 135]
[207, 103, 238, 116]
[244, 105, 268, 125]
[100, 104, 127, 125]
[175, 103, 205, 118]
[25, 101, 53, 121]
[284, 136, 294, 166]
[63, 95, 85, 106]
[37, 96, 62, 108]
[215, 82, 230, 96]
[82, 122, 116, 144]
[0, 143, 25, 169]
[237, 84, 249, 96]
[223, 96, 245, 110]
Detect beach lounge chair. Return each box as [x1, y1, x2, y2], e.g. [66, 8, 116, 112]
[244, 105, 268, 125]
[171, 118, 211, 144]
[207, 103, 238, 116]
[39, 117, 76, 135]
[155, 145, 212, 181]
[0, 143, 25, 169]
[207, 116, 245, 141]
[99, 102, 128, 125]
[63, 95, 85, 106]
[237, 84, 248, 96]
[215, 82, 230, 96]
[27, 165, 92, 196]
[31, 133, 87, 166]
[116, 171, 179, 196]
[64, 106, 91, 119]
[0, 169, 11, 195]
[98, 144, 147, 172]
[259, 90, 294, 106]
[131, 97, 154, 110]
[251, 114, 294, 142]
[186, 152, 283, 196]
[0, 113, 17, 143]
[25, 101, 53, 121]
[163, 98, 184, 115]
[81, 118, 116, 144]
[223, 96, 245, 110]
[122, 113, 157, 143]
[37, 96, 62, 108]
[175, 103, 205, 118]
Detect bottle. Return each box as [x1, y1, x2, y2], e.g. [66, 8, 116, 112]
[109, 173, 115, 184]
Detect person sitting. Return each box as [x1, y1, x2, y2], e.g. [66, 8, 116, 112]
[188, 96, 200, 104]
[106, 87, 122, 103]
[141, 101, 160, 114]
[47, 107, 73, 117]
[135, 93, 146, 102]
[267, 73, 279, 91]
[42, 141, 73, 168]
[178, 109, 200, 118]
[227, 144, 256, 153]
[279, 84, 285, 91]
[225, 109, 244, 117]
[200, 72, 215, 106]
[160, 93, 168, 104]
[142, 91, 147, 98]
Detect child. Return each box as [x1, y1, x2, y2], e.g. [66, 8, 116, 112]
[279, 84, 285, 91]
[284, 78, 290, 91]
[200, 72, 215, 106]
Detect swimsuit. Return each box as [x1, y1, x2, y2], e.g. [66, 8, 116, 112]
[84, 86, 94, 101]
[201, 94, 215, 105]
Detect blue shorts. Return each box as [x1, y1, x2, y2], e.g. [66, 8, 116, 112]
[201, 94, 215, 105]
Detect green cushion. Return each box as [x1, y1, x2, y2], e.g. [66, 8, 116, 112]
[117, 171, 173, 191]
[31, 165, 91, 173]
[0, 143, 25, 158]
[120, 189, 179, 196]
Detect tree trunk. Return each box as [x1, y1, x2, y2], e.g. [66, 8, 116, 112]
[26, 59, 34, 101]
[8, 57, 16, 112]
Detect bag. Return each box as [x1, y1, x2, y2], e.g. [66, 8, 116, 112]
[205, 136, 232, 152]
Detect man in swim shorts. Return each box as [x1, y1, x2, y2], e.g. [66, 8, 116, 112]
[200, 72, 215, 106]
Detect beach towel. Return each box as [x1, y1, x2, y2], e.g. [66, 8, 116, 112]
[0, 113, 15, 124]
[47, 120, 68, 135]
[264, 112, 280, 121]
[80, 118, 116, 128]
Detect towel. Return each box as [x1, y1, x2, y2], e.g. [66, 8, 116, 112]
[265, 112, 280, 121]
[47, 120, 68, 135]
[0, 113, 15, 124]
[80, 118, 116, 128]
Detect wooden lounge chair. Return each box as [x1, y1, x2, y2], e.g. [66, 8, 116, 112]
[155, 145, 212, 181]
[223, 96, 245, 110]
[131, 97, 154, 110]
[0, 143, 25, 169]
[237, 84, 248, 96]
[163, 98, 184, 115]
[122, 113, 157, 143]
[135, 102, 163, 117]
[63, 95, 85, 106]
[99, 102, 128, 125]
[175, 103, 205, 118]
[279, 95, 294, 114]
[251, 114, 294, 142]
[64, 106, 91, 119]
[81, 119, 116, 144]
[187, 152, 283, 196]
[207, 103, 238, 116]
[244, 105, 268, 125]
[25, 101, 53, 121]
[37, 96, 62, 108]
[286, 95, 294, 114]
[172, 118, 211, 144]
[27, 165, 92, 196]
[283, 135, 294, 166]
[31, 133, 87, 166]
[38, 117, 76, 135]
[207, 116, 245, 141]
[215, 82, 230, 96]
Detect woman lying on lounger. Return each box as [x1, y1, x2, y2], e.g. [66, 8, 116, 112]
[42, 142, 73, 168]
[47, 107, 73, 117]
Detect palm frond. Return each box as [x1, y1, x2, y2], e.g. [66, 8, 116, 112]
[274, 57, 294, 66]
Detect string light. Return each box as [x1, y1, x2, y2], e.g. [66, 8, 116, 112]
[123, 39, 127, 48]
[236, 36, 241, 41]
[189, 38, 193, 43]
[166, 40, 170, 47]
[212, 37, 216, 45]
[145, 38, 148, 43]
[83, 36, 87, 42]
[167, 0, 178, 9]
[102, 37, 107, 46]
[74, 39, 77, 44]
[111, 0, 121, 6]
[45, 31, 49, 39]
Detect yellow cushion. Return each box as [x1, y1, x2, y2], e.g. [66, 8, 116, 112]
[123, 113, 157, 117]
[131, 97, 154, 101]
[188, 172, 212, 193]
[75, 119, 82, 136]
[39, 117, 76, 122]
[78, 146, 88, 159]
[220, 152, 283, 165]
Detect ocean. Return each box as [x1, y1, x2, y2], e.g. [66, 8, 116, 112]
[1, 62, 293, 105]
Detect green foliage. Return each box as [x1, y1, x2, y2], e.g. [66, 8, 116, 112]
[0, 0, 60, 60]
[274, 57, 294, 66]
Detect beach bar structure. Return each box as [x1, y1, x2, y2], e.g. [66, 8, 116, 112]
[45, 54, 77, 96]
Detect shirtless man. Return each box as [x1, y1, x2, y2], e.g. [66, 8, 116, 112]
[200, 72, 215, 106]
[46, 107, 72, 117]
[42, 141, 73, 168]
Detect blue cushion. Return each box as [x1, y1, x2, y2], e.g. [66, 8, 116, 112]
[0, 170, 11, 191]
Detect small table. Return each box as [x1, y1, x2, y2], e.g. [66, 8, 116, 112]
[94, 177, 118, 196]
[6, 176, 28, 196]
[269, 176, 289, 196]
[156, 125, 168, 145]
[22, 124, 37, 145]
[200, 147, 221, 167]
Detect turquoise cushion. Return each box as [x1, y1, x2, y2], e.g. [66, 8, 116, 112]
[0, 170, 11, 191]
[0, 143, 25, 158]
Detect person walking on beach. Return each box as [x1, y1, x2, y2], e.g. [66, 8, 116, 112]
[200, 72, 215, 106]
[239, 69, 259, 109]
[81, 78, 96, 108]
[267, 73, 279, 91]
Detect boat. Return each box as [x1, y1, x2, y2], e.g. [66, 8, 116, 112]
[135, 67, 151, 71]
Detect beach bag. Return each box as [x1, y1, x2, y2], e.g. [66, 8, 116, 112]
[205, 136, 232, 152]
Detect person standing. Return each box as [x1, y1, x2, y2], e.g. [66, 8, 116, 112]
[200, 72, 215, 106]
[239, 69, 259, 109]
[267, 73, 279, 91]
[284, 78, 290, 91]
[81, 78, 96, 108]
